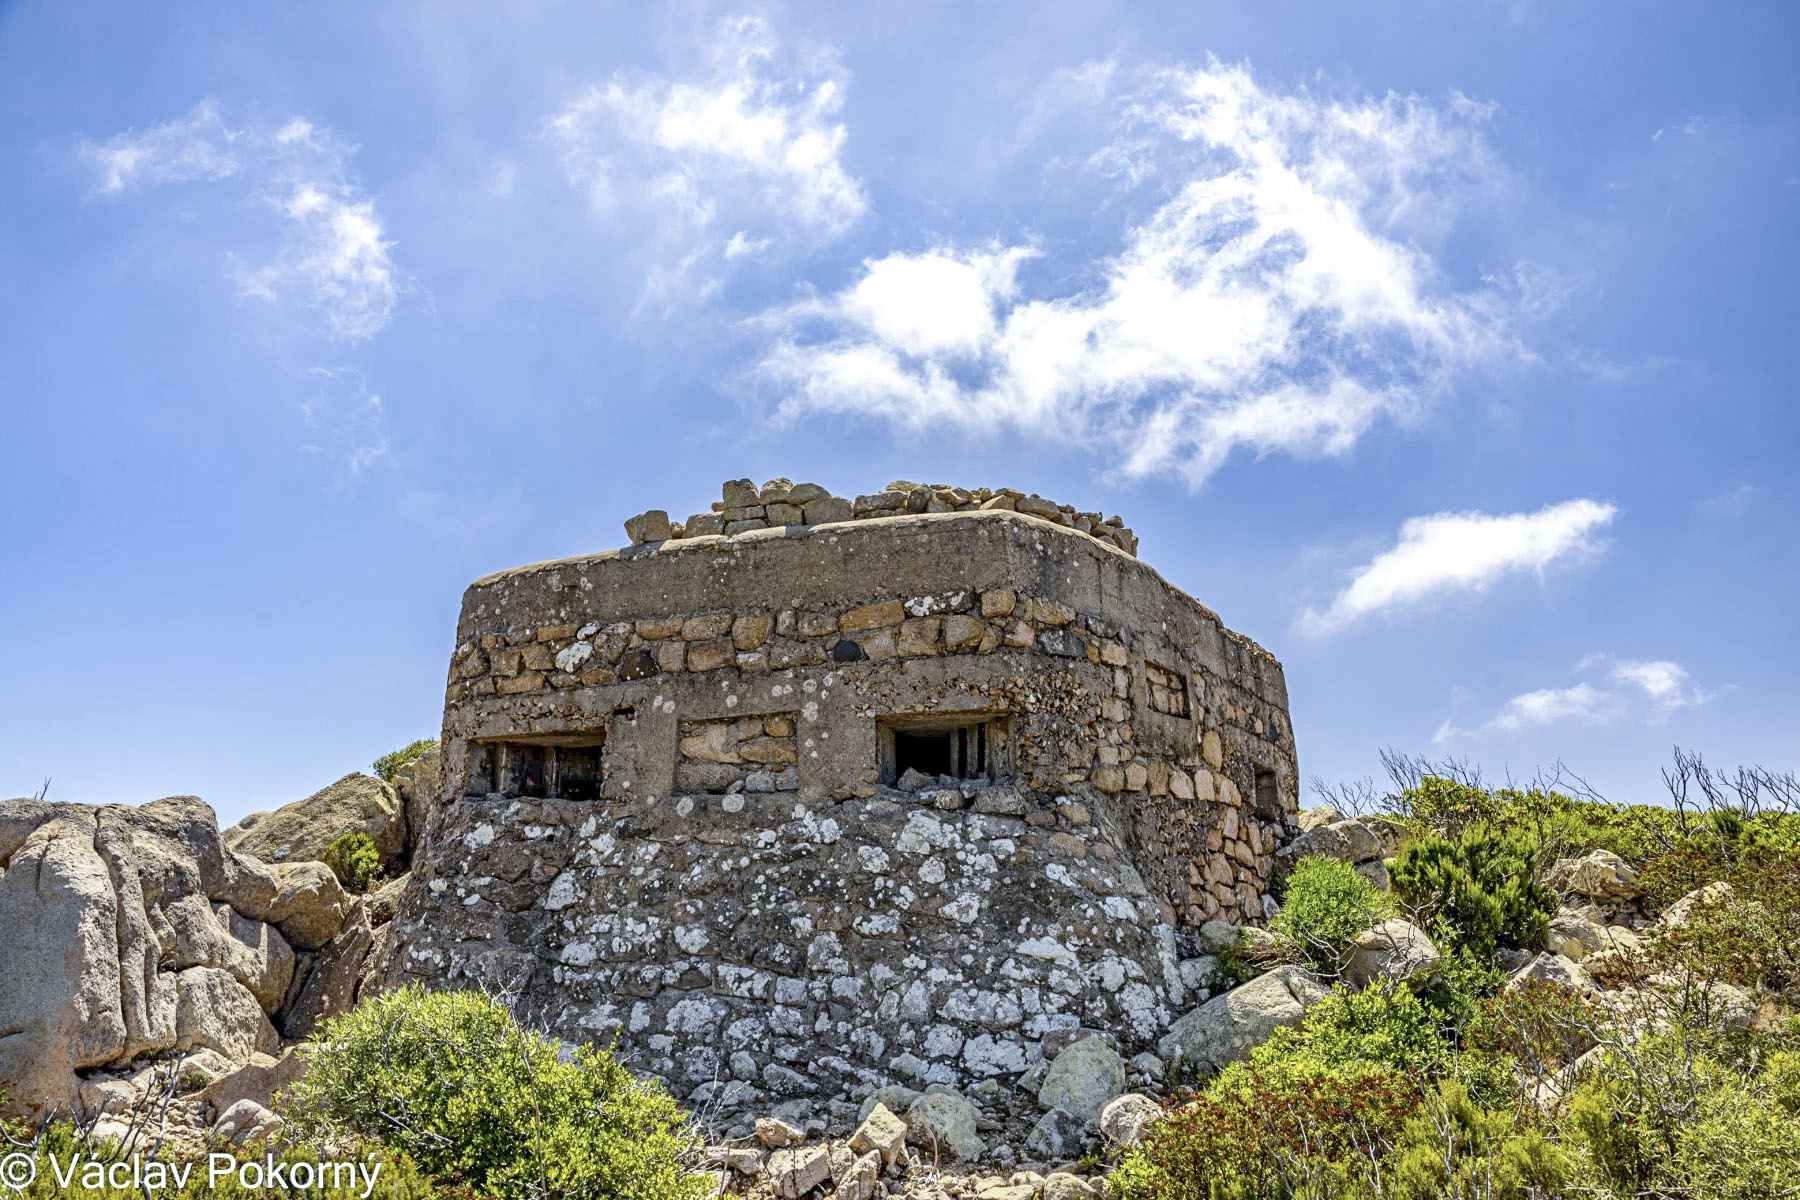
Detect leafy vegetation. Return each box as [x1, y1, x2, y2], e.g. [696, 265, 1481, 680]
[321, 830, 381, 893]
[1389, 822, 1555, 958]
[285, 987, 707, 1200]
[1270, 855, 1390, 976]
[1116, 751, 1800, 1200]
[373, 738, 438, 783]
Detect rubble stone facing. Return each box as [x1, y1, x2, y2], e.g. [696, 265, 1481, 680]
[376, 495, 1297, 1107]
[624, 479, 1142, 558]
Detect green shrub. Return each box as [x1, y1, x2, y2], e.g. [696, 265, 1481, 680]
[373, 738, 438, 783]
[1469, 977, 1604, 1081]
[1390, 1080, 1570, 1200]
[285, 986, 707, 1200]
[1390, 823, 1554, 958]
[1672, 1062, 1800, 1200]
[1271, 855, 1391, 975]
[1252, 982, 1455, 1080]
[321, 831, 381, 894]
[1392, 775, 1687, 867]
[1110, 1060, 1418, 1200]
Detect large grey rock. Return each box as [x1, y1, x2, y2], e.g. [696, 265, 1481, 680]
[174, 967, 280, 1061]
[230, 860, 351, 952]
[1158, 966, 1331, 1074]
[1277, 818, 1384, 867]
[905, 1090, 984, 1161]
[1026, 1107, 1085, 1160]
[1506, 952, 1598, 996]
[1037, 1036, 1127, 1126]
[1343, 919, 1440, 990]
[227, 772, 407, 873]
[0, 794, 351, 1122]
[0, 808, 131, 1117]
[198, 1048, 308, 1120]
[1295, 805, 1344, 832]
[390, 747, 441, 864]
[1661, 882, 1732, 928]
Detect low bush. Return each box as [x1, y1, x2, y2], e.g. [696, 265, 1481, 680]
[1252, 982, 1456, 1081]
[1109, 1060, 1419, 1200]
[321, 831, 381, 893]
[1390, 1081, 1570, 1200]
[1271, 855, 1391, 975]
[1390, 823, 1554, 958]
[373, 738, 438, 783]
[285, 987, 707, 1200]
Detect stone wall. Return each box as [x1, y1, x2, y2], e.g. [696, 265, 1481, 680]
[376, 505, 1297, 1109]
[624, 478, 1140, 558]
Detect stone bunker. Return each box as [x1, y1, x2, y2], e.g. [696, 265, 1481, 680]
[377, 479, 1299, 1110]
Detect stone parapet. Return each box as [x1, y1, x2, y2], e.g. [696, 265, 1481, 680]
[622, 478, 1139, 557]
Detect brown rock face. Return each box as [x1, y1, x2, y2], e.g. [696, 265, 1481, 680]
[226, 772, 408, 873]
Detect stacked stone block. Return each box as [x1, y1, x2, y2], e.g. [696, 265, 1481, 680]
[624, 478, 1140, 558]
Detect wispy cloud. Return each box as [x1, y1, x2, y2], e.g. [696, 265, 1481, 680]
[77, 104, 398, 342]
[1298, 498, 1618, 637]
[299, 366, 390, 477]
[1436, 654, 1714, 742]
[755, 58, 1518, 483]
[546, 16, 865, 300]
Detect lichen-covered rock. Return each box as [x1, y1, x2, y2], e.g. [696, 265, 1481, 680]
[1025, 1107, 1085, 1160]
[1098, 1093, 1162, 1147]
[1036, 1036, 1126, 1126]
[226, 772, 407, 873]
[906, 1091, 985, 1162]
[1158, 966, 1331, 1074]
[1343, 919, 1440, 990]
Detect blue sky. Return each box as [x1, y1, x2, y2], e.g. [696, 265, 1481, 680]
[2, 2, 1795, 824]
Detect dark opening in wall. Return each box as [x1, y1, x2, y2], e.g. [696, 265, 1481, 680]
[880, 716, 1003, 783]
[1253, 768, 1282, 820]
[466, 734, 606, 800]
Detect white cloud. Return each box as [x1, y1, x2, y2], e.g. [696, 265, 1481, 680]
[546, 17, 865, 296]
[1297, 498, 1618, 636]
[757, 59, 1515, 481]
[1601, 656, 1714, 723]
[78, 100, 243, 195]
[78, 104, 397, 342]
[1435, 654, 1714, 742]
